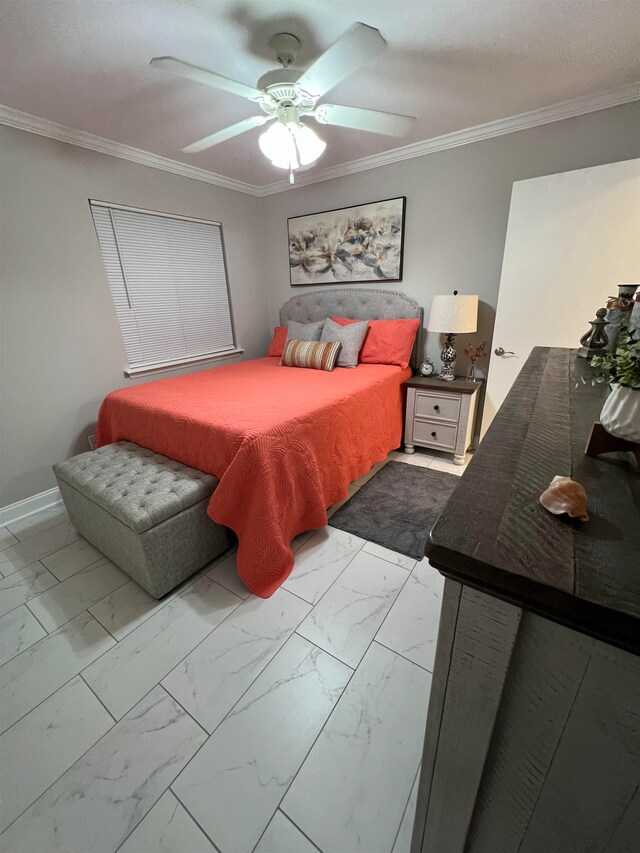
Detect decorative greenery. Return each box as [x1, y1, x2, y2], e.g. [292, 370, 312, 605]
[464, 340, 487, 365]
[580, 323, 640, 390]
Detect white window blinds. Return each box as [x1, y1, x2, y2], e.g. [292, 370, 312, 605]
[89, 201, 236, 374]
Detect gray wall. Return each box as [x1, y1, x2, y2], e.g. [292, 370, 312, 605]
[2, 101, 639, 507]
[0, 127, 269, 505]
[263, 101, 640, 372]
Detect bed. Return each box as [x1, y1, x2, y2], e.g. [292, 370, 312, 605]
[96, 289, 423, 597]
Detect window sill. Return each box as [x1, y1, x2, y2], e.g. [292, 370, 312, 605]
[124, 348, 245, 378]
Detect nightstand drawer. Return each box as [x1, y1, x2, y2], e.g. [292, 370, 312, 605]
[415, 392, 461, 422]
[413, 419, 457, 450]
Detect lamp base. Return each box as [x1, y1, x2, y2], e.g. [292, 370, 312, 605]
[438, 334, 457, 381]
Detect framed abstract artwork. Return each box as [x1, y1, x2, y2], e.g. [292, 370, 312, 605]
[287, 196, 406, 286]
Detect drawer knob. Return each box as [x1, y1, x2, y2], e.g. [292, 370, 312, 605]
[434, 405, 440, 411]
[431, 431, 437, 438]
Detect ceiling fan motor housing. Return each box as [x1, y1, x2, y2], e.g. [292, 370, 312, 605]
[256, 70, 316, 117]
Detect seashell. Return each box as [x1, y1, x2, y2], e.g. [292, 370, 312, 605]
[539, 475, 589, 522]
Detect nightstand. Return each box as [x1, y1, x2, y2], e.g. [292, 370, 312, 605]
[403, 376, 483, 465]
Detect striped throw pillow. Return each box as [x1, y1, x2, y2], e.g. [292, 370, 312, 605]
[280, 339, 342, 371]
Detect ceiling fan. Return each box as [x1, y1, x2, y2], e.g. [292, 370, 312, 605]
[151, 22, 416, 183]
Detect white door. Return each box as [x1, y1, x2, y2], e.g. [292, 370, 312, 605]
[481, 158, 640, 436]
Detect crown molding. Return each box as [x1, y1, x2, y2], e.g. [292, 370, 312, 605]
[255, 81, 640, 196]
[2, 81, 638, 198]
[0, 105, 262, 196]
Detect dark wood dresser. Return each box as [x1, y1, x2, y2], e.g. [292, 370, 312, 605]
[411, 347, 640, 853]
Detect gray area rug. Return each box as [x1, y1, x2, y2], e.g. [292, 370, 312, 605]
[330, 460, 458, 560]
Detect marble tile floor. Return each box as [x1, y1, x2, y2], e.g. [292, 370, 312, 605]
[0, 447, 467, 853]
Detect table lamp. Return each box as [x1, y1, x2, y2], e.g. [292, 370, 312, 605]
[427, 292, 478, 380]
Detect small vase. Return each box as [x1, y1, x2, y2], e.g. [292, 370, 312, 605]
[466, 362, 477, 382]
[600, 384, 640, 442]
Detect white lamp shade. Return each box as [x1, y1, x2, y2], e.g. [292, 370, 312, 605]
[427, 294, 478, 333]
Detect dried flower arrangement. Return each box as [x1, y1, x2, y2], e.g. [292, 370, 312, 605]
[464, 340, 487, 364]
[464, 340, 487, 381]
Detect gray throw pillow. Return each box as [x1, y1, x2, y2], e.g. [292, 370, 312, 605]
[321, 317, 369, 368]
[287, 319, 325, 342]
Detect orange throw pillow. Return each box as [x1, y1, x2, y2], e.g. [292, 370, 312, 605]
[267, 325, 288, 357]
[331, 317, 420, 368]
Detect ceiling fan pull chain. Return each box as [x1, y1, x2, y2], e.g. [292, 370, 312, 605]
[289, 167, 295, 185]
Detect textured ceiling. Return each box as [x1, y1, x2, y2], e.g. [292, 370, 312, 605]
[1, 0, 639, 187]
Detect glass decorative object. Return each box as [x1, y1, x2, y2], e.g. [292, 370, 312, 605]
[463, 340, 487, 382]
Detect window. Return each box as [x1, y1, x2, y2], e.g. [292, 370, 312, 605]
[89, 200, 240, 377]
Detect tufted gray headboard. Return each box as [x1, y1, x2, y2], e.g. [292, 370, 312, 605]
[279, 289, 423, 370]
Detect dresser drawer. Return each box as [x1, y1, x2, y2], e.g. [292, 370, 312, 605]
[413, 419, 458, 450]
[415, 392, 461, 422]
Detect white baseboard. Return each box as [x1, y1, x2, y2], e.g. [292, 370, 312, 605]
[0, 487, 63, 527]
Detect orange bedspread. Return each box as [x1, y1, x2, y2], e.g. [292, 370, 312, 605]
[96, 357, 411, 596]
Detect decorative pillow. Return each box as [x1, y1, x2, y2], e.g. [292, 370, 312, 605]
[267, 326, 288, 357]
[331, 317, 420, 369]
[320, 317, 369, 368]
[287, 319, 325, 342]
[280, 339, 342, 372]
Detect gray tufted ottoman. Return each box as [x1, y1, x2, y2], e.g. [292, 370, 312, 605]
[53, 441, 230, 598]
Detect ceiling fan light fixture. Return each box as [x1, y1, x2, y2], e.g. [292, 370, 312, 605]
[258, 118, 325, 171]
[294, 123, 326, 166]
[259, 120, 298, 169]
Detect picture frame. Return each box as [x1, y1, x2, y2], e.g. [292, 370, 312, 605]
[287, 196, 406, 286]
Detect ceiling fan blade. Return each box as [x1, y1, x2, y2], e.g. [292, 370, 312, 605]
[296, 23, 386, 99]
[182, 116, 272, 153]
[314, 104, 416, 136]
[150, 56, 263, 101]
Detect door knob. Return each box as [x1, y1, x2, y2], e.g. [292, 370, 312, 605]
[494, 346, 515, 357]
